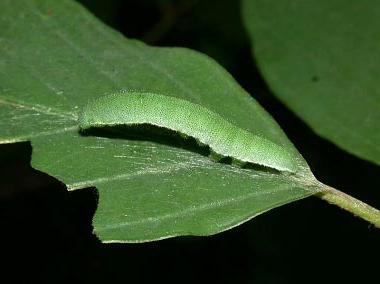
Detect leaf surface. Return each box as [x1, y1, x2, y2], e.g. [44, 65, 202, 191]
[1, 0, 317, 241]
[243, 0, 380, 165]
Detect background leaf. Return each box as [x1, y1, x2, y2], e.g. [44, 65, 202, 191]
[243, 0, 380, 165]
[0, 0, 317, 242]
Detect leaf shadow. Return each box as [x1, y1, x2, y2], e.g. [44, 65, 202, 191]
[79, 124, 281, 175]
[80, 124, 210, 156]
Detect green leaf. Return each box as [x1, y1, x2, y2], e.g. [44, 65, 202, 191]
[242, 0, 380, 165]
[32, 129, 317, 242]
[0, 0, 318, 242]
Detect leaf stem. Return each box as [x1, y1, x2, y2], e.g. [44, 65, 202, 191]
[316, 183, 380, 228]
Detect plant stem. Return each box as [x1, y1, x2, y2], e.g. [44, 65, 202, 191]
[316, 183, 380, 228]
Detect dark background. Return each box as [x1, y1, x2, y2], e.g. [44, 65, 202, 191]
[1, 0, 379, 283]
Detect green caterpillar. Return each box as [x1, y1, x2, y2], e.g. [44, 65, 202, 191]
[79, 91, 297, 173]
